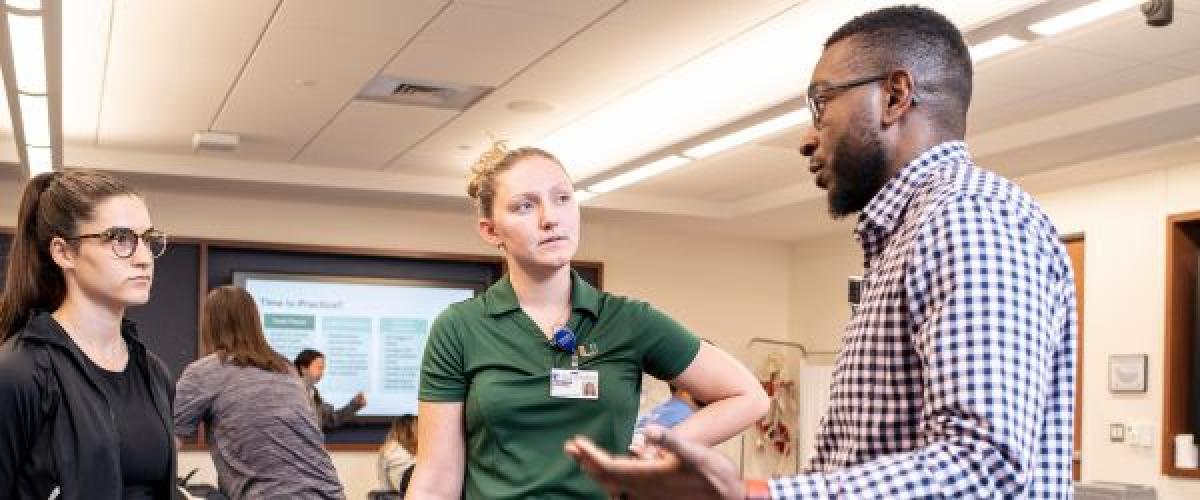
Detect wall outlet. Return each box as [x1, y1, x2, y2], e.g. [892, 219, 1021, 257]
[1129, 423, 1155, 448]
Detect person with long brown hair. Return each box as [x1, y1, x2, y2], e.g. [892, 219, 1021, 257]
[0, 169, 177, 500]
[174, 285, 343, 499]
[377, 415, 418, 492]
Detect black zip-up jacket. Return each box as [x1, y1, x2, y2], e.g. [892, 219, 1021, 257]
[0, 311, 178, 500]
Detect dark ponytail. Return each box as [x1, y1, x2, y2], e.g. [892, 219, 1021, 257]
[0, 169, 138, 340]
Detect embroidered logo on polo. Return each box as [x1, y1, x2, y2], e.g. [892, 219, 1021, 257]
[577, 343, 599, 358]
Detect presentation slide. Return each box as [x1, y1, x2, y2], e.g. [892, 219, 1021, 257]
[235, 272, 477, 417]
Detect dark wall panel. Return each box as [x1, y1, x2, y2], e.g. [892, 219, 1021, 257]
[127, 242, 201, 382]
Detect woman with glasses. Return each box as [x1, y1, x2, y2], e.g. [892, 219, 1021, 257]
[174, 286, 343, 499]
[0, 170, 176, 500]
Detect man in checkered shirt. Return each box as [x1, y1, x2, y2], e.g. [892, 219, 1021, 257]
[567, 5, 1076, 499]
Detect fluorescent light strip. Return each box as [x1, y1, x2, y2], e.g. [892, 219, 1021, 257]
[26, 146, 51, 175]
[683, 109, 810, 159]
[1028, 0, 1139, 36]
[8, 12, 46, 94]
[574, 190, 597, 203]
[969, 35, 1028, 63]
[18, 93, 49, 146]
[588, 155, 690, 193]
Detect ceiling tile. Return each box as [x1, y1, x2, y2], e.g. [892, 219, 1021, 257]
[1069, 63, 1188, 99]
[969, 89, 1094, 133]
[208, 1, 446, 161]
[969, 63, 1188, 134]
[383, 42, 529, 88]
[979, 102, 1200, 179]
[267, 0, 447, 37]
[384, 1, 616, 87]
[975, 44, 1138, 92]
[1181, 0, 1200, 13]
[96, 1, 277, 153]
[456, 0, 619, 20]
[1047, 10, 1200, 64]
[1162, 47, 1200, 72]
[62, 0, 112, 145]
[970, 82, 1042, 113]
[295, 101, 457, 169]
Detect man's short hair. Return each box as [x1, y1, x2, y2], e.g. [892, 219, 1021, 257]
[825, 5, 972, 134]
[294, 348, 324, 372]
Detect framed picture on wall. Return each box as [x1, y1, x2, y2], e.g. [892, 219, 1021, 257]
[1108, 354, 1148, 393]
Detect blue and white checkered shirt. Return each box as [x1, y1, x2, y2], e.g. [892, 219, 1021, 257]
[771, 141, 1076, 498]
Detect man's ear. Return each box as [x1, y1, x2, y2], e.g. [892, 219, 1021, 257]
[48, 237, 77, 272]
[881, 69, 917, 127]
[477, 218, 504, 249]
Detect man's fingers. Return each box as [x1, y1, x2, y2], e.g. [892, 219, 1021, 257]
[642, 425, 706, 466]
[565, 436, 610, 464]
[567, 435, 679, 476]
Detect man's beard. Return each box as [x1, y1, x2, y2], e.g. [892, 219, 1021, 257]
[827, 125, 890, 218]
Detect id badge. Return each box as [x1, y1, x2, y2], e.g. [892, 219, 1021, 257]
[550, 368, 599, 399]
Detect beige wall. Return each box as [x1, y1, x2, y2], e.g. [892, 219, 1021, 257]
[1035, 165, 1200, 498]
[0, 179, 792, 499]
[789, 231, 860, 354]
[786, 164, 1200, 498]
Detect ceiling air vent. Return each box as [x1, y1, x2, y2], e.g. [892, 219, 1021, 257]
[357, 75, 492, 111]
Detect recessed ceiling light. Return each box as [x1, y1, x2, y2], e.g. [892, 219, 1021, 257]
[574, 190, 598, 203]
[683, 109, 810, 159]
[969, 35, 1027, 62]
[588, 155, 691, 193]
[507, 100, 557, 114]
[1028, 0, 1139, 36]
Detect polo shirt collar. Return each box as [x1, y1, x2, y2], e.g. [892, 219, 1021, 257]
[484, 269, 602, 318]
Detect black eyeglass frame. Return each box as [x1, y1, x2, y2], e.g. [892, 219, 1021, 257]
[63, 227, 169, 259]
[806, 74, 889, 129]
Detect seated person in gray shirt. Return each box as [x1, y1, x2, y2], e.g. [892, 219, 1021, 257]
[175, 286, 344, 500]
[293, 348, 366, 431]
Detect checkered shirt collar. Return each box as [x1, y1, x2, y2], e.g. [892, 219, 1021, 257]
[855, 140, 971, 253]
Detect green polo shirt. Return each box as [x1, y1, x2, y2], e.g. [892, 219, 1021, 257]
[419, 271, 701, 499]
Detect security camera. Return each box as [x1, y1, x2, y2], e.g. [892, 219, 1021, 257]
[1141, 0, 1173, 27]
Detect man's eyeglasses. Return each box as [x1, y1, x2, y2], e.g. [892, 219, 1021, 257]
[65, 227, 169, 259]
[806, 74, 888, 129]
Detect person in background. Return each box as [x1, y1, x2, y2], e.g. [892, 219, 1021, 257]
[566, 5, 1076, 499]
[294, 348, 367, 432]
[378, 415, 418, 493]
[635, 384, 703, 431]
[633, 339, 717, 437]
[0, 170, 177, 500]
[175, 286, 343, 499]
[405, 141, 770, 500]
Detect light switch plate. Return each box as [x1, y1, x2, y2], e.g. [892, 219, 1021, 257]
[1110, 423, 1126, 442]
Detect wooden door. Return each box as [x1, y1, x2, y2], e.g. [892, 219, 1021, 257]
[1064, 237, 1085, 481]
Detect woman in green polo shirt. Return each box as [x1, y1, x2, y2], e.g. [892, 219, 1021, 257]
[406, 142, 769, 499]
